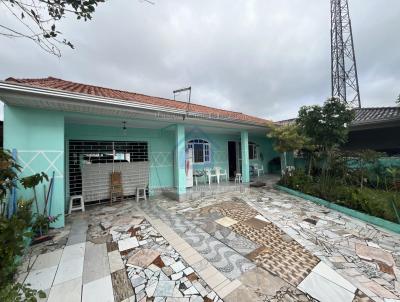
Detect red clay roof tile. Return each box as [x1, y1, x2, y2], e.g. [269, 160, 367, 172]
[5, 77, 269, 126]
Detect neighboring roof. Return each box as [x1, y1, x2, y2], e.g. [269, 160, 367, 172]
[352, 107, 400, 125]
[4, 77, 269, 126]
[276, 107, 400, 127]
[274, 118, 296, 126]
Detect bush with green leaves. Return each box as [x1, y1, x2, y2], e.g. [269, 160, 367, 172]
[282, 169, 400, 223]
[0, 149, 48, 301]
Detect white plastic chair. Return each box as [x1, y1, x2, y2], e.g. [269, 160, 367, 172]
[69, 195, 85, 214]
[254, 164, 264, 177]
[193, 170, 206, 186]
[204, 168, 217, 185]
[215, 167, 228, 183]
[234, 173, 242, 184]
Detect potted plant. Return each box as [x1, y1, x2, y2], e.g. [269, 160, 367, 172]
[32, 214, 60, 237]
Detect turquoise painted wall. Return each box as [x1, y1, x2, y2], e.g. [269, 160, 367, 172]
[249, 134, 279, 173]
[185, 129, 278, 177]
[4, 104, 278, 227]
[4, 105, 65, 227]
[186, 131, 231, 174]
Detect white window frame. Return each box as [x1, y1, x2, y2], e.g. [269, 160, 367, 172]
[249, 142, 257, 160]
[187, 139, 211, 164]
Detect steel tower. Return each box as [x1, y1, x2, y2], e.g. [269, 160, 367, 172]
[331, 0, 361, 108]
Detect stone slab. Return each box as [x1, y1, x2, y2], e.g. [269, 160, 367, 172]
[154, 281, 175, 297]
[118, 237, 139, 252]
[60, 242, 86, 263]
[108, 250, 125, 273]
[67, 232, 87, 246]
[355, 244, 395, 267]
[111, 269, 134, 302]
[25, 265, 58, 291]
[32, 249, 63, 271]
[298, 271, 355, 302]
[47, 277, 82, 302]
[53, 257, 84, 285]
[82, 275, 114, 302]
[127, 249, 161, 268]
[362, 281, 399, 299]
[83, 242, 110, 284]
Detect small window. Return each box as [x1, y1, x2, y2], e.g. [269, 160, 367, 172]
[187, 139, 210, 163]
[249, 143, 257, 160]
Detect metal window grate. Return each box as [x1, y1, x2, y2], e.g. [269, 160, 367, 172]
[68, 140, 148, 204]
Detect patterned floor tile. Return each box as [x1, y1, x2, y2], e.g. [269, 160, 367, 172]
[199, 201, 259, 222]
[138, 201, 256, 280]
[215, 217, 238, 227]
[232, 221, 320, 286]
[200, 222, 261, 256]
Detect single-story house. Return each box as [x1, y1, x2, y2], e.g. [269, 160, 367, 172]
[0, 77, 279, 227]
[277, 107, 400, 155]
[343, 107, 400, 155]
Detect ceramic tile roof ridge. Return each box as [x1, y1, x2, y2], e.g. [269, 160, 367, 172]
[4, 76, 270, 125]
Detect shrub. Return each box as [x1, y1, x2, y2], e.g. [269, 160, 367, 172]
[0, 149, 47, 301]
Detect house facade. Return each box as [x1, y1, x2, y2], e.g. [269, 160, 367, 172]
[0, 77, 279, 227]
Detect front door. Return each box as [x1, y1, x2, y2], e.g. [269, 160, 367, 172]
[228, 141, 237, 178]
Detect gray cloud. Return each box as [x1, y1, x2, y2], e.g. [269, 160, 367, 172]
[0, 0, 399, 122]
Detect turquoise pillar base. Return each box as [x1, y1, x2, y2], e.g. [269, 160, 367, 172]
[241, 131, 250, 183]
[175, 124, 186, 196]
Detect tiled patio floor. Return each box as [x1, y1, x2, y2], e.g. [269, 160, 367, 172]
[16, 178, 400, 302]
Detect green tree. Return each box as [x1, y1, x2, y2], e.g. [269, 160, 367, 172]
[296, 97, 355, 182]
[297, 97, 354, 150]
[0, 0, 105, 56]
[267, 122, 311, 173]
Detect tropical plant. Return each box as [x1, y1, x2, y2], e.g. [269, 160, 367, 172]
[0, 149, 47, 301]
[266, 122, 312, 174]
[20, 173, 48, 215]
[0, 282, 46, 302]
[0, 150, 21, 215]
[387, 167, 400, 191]
[32, 213, 60, 237]
[297, 97, 354, 185]
[353, 150, 385, 190]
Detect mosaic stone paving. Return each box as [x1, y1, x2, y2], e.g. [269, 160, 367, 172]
[199, 221, 261, 256]
[242, 186, 400, 300]
[199, 200, 260, 222]
[138, 201, 256, 280]
[198, 200, 320, 286]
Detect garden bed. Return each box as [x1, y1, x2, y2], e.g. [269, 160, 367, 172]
[275, 184, 400, 234]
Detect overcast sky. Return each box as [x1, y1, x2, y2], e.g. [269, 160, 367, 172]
[0, 0, 399, 121]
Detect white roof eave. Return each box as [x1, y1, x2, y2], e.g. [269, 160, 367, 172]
[0, 81, 267, 130]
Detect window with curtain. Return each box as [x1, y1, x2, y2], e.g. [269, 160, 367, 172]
[187, 139, 210, 163]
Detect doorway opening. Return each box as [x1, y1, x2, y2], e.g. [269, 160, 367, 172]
[228, 141, 237, 179]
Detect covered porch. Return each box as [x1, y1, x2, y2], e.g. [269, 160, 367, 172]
[3, 95, 278, 228]
[64, 112, 278, 204]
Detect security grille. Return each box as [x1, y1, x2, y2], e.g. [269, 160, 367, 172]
[68, 140, 149, 204]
